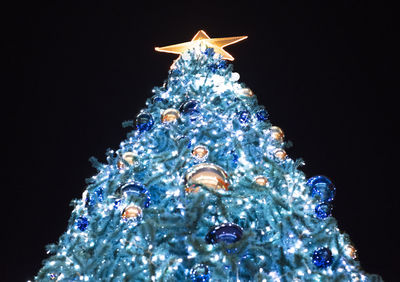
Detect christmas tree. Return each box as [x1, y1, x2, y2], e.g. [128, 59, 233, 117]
[35, 30, 382, 281]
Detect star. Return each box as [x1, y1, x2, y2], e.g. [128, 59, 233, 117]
[155, 30, 248, 61]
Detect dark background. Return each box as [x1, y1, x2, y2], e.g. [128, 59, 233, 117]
[3, 1, 397, 281]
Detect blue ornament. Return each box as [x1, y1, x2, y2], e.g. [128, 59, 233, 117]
[315, 202, 333, 219]
[120, 182, 151, 208]
[205, 223, 243, 244]
[190, 264, 210, 282]
[238, 111, 251, 124]
[256, 110, 269, 121]
[307, 175, 336, 202]
[136, 113, 154, 132]
[180, 100, 200, 121]
[152, 96, 166, 104]
[76, 216, 89, 231]
[312, 247, 333, 268]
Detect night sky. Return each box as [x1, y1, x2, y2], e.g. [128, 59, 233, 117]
[4, 1, 397, 281]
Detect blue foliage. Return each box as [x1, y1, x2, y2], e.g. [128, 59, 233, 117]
[203, 47, 215, 57]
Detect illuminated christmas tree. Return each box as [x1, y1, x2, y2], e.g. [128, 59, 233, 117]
[35, 31, 382, 281]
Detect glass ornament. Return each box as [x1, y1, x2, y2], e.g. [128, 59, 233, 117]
[315, 202, 333, 219]
[240, 88, 254, 97]
[122, 205, 142, 220]
[344, 244, 358, 259]
[269, 126, 284, 142]
[307, 175, 336, 202]
[117, 152, 135, 169]
[256, 110, 269, 121]
[152, 96, 167, 104]
[119, 182, 151, 208]
[238, 110, 251, 124]
[254, 175, 269, 186]
[76, 216, 89, 231]
[180, 100, 200, 114]
[205, 223, 243, 244]
[312, 247, 333, 268]
[192, 145, 209, 162]
[190, 264, 210, 282]
[161, 108, 180, 123]
[273, 148, 287, 160]
[185, 163, 229, 193]
[180, 100, 201, 121]
[136, 113, 154, 132]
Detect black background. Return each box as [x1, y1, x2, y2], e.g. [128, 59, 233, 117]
[3, 1, 398, 281]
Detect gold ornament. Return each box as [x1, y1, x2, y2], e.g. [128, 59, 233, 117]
[269, 126, 284, 142]
[122, 205, 142, 220]
[117, 152, 135, 169]
[345, 244, 358, 259]
[240, 88, 254, 97]
[161, 108, 180, 123]
[185, 163, 229, 193]
[192, 145, 209, 161]
[274, 148, 287, 160]
[155, 30, 247, 61]
[254, 175, 269, 186]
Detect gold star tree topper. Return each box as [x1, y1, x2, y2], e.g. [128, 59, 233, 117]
[155, 30, 248, 61]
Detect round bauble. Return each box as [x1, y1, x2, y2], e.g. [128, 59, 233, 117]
[122, 205, 142, 220]
[269, 126, 284, 142]
[307, 175, 336, 202]
[205, 223, 243, 244]
[117, 152, 135, 169]
[180, 100, 200, 116]
[185, 163, 229, 193]
[119, 182, 151, 208]
[161, 108, 180, 123]
[192, 145, 209, 161]
[273, 148, 287, 160]
[315, 202, 333, 219]
[256, 110, 269, 121]
[240, 88, 254, 97]
[136, 113, 154, 132]
[254, 175, 269, 186]
[344, 244, 358, 259]
[190, 264, 210, 282]
[312, 247, 333, 268]
[238, 110, 251, 124]
[76, 216, 89, 231]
